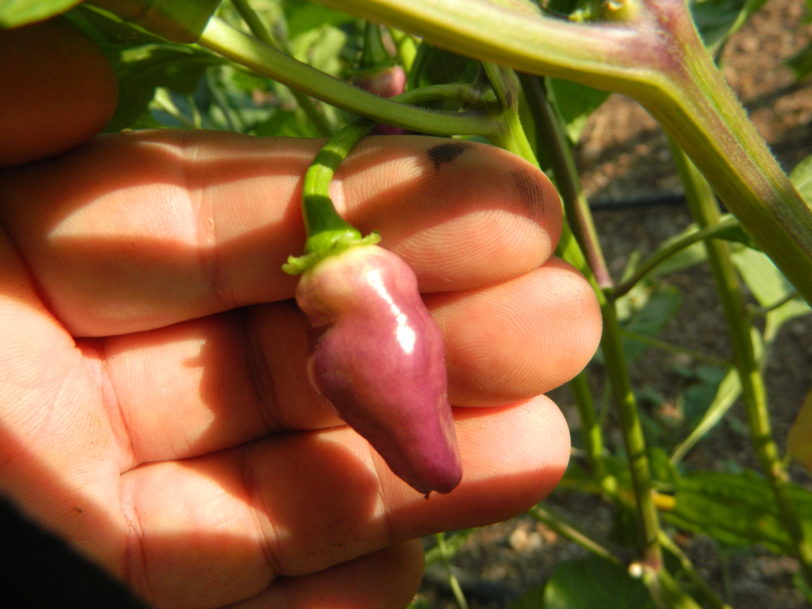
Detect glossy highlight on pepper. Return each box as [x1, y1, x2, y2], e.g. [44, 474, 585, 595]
[296, 244, 462, 495]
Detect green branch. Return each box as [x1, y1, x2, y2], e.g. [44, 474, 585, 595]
[322, 0, 812, 303]
[670, 141, 812, 586]
[197, 17, 501, 136]
[230, 0, 332, 136]
[611, 216, 742, 298]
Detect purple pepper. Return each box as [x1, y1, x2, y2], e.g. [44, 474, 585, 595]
[353, 64, 407, 99]
[352, 65, 410, 135]
[295, 244, 462, 495]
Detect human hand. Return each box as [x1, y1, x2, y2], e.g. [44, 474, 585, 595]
[0, 19, 601, 609]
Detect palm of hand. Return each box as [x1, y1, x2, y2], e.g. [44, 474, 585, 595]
[0, 125, 597, 609]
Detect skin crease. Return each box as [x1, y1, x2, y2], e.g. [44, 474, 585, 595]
[0, 17, 602, 609]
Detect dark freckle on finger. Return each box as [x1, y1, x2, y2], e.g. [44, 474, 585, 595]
[426, 142, 472, 170]
[511, 168, 545, 214]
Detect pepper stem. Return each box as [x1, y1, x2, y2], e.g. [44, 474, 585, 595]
[282, 118, 380, 275]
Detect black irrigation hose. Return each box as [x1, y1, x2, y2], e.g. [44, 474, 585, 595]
[589, 191, 687, 210]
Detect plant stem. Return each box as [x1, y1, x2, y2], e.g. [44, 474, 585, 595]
[601, 297, 664, 571]
[658, 532, 733, 609]
[282, 117, 381, 275]
[611, 216, 741, 298]
[496, 67, 666, 577]
[670, 142, 812, 585]
[324, 0, 812, 303]
[519, 73, 612, 288]
[510, 72, 620, 498]
[433, 533, 469, 609]
[302, 119, 374, 244]
[569, 373, 616, 496]
[198, 17, 501, 136]
[619, 328, 729, 369]
[230, 0, 332, 136]
[530, 504, 621, 566]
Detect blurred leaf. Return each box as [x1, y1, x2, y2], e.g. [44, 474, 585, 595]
[649, 446, 681, 486]
[547, 77, 610, 142]
[664, 469, 812, 553]
[541, 555, 656, 609]
[106, 43, 226, 131]
[506, 583, 546, 609]
[68, 4, 164, 46]
[283, 1, 354, 39]
[689, 0, 768, 50]
[253, 107, 321, 138]
[289, 23, 349, 77]
[88, 0, 222, 42]
[423, 529, 476, 567]
[712, 216, 758, 249]
[787, 43, 812, 81]
[409, 43, 481, 89]
[67, 6, 225, 131]
[617, 283, 682, 361]
[671, 367, 740, 463]
[788, 389, 812, 471]
[0, 0, 80, 27]
[790, 155, 812, 204]
[644, 214, 755, 281]
[731, 246, 792, 308]
[731, 246, 811, 336]
[545, 0, 581, 13]
[649, 229, 709, 277]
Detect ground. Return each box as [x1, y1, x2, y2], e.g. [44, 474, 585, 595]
[418, 1, 812, 607]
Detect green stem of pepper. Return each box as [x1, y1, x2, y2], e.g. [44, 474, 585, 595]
[486, 69, 612, 497]
[360, 21, 392, 68]
[198, 17, 501, 136]
[282, 118, 379, 276]
[320, 0, 812, 305]
[530, 504, 622, 566]
[670, 140, 812, 587]
[610, 216, 742, 299]
[519, 73, 612, 288]
[500, 64, 665, 580]
[284, 83, 495, 275]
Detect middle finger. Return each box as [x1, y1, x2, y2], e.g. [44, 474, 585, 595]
[98, 259, 599, 468]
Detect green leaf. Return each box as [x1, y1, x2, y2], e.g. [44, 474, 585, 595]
[506, 583, 546, 609]
[731, 245, 811, 334]
[254, 107, 321, 138]
[290, 24, 349, 78]
[0, 0, 81, 27]
[787, 43, 812, 81]
[689, 0, 768, 50]
[107, 43, 226, 131]
[283, 1, 355, 39]
[712, 217, 758, 249]
[790, 155, 812, 204]
[541, 555, 656, 609]
[547, 77, 609, 142]
[87, 0, 222, 42]
[616, 282, 682, 362]
[664, 469, 812, 553]
[730, 246, 789, 309]
[423, 529, 476, 567]
[671, 367, 740, 463]
[409, 43, 481, 90]
[788, 388, 812, 472]
[648, 227, 709, 277]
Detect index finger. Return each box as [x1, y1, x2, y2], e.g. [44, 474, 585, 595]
[0, 130, 560, 337]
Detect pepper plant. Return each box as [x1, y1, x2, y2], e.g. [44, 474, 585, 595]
[4, 0, 811, 606]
